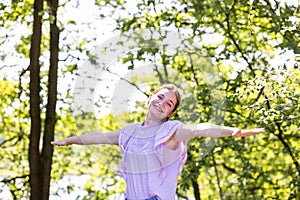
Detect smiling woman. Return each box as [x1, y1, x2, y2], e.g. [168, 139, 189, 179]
[146, 84, 181, 124]
[51, 84, 265, 200]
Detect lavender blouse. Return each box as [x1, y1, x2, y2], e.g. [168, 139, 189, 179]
[118, 120, 188, 200]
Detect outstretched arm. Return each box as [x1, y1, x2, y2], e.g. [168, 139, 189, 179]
[173, 123, 265, 142]
[51, 130, 120, 146]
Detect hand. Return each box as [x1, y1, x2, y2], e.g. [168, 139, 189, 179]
[232, 128, 265, 138]
[51, 139, 71, 146]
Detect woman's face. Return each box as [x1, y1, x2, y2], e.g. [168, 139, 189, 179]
[147, 89, 177, 120]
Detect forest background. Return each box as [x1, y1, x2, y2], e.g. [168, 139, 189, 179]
[0, 0, 299, 199]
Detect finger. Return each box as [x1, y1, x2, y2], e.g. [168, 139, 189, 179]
[51, 141, 63, 146]
[51, 141, 61, 145]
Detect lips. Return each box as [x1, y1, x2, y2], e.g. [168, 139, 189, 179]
[153, 104, 163, 113]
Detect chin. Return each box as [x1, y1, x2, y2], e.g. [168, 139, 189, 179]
[149, 109, 166, 120]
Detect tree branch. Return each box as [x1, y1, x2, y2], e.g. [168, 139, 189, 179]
[0, 174, 29, 184]
[212, 151, 224, 200]
[189, 54, 200, 87]
[224, 13, 254, 73]
[105, 68, 149, 97]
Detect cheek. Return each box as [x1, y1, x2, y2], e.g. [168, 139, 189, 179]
[167, 108, 173, 114]
[147, 97, 155, 107]
[149, 97, 158, 104]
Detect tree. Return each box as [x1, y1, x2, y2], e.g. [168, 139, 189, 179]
[1, 0, 121, 198]
[28, 0, 59, 199]
[28, 0, 44, 198]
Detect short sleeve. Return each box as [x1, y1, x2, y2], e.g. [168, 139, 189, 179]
[153, 120, 188, 170]
[154, 120, 183, 149]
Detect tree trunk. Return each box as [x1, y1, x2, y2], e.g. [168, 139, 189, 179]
[29, 0, 59, 199]
[192, 179, 201, 200]
[29, 0, 43, 199]
[41, 0, 59, 199]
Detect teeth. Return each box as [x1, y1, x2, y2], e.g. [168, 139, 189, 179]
[154, 105, 163, 112]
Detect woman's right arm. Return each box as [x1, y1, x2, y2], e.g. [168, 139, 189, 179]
[51, 130, 120, 146]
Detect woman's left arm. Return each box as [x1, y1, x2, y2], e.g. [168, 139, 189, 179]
[173, 123, 265, 142]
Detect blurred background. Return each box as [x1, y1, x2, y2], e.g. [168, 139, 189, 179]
[0, 0, 299, 199]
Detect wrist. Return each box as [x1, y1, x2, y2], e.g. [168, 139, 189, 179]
[231, 128, 241, 137]
[66, 136, 78, 145]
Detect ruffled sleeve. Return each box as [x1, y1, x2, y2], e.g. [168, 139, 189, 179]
[154, 120, 188, 171]
[154, 120, 183, 149]
[147, 120, 188, 198]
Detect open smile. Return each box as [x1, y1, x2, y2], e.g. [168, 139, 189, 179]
[153, 104, 163, 113]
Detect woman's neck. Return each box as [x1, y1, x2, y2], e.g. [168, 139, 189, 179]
[143, 112, 167, 126]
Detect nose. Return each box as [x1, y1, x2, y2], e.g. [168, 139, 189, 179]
[158, 100, 166, 108]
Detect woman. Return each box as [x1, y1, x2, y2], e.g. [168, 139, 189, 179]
[52, 84, 264, 200]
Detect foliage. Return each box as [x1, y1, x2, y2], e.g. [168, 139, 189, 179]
[0, 0, 299, 199]
[98, 0, 299, 199]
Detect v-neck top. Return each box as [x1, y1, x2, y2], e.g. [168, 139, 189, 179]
[118, 120, 188, 200]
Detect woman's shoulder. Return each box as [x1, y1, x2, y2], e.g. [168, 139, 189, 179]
[154, 120, 183, 144]
[164, 119, 183, 127]
[120, 122, 141, 135]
